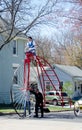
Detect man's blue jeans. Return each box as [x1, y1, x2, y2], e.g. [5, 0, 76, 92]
[24, 101, 31, 116]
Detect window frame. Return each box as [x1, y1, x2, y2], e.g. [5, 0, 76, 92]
[12, 64, 19, 85]
[45, 81, 51, 91]
[13, 40, 18, 56]
[13, 67, 18, 85]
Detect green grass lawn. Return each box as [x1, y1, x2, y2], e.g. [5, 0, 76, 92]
[0, 109, 15, 113]
[47, 105, 73, 112]
[0, 104, 73, 114]
[0, 104, 14, 113]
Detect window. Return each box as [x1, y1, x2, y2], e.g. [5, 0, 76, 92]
[61, 92, 68, 97]
[75, 82, 77, 91]
[49, 92, 55, 95]
[59, 81, 63, 90]
[56, 92, 59, 96]
[13, 40, 18, 55]
[13, 67, 18, 84]
[81, 84, 82, 93]
[45, 81, 51, 91]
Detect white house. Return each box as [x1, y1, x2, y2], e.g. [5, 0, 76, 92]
[53, 64, 82, 98]
[0, 32, 27, 104]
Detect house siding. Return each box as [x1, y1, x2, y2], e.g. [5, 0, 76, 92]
[55, 67, 73, 83]
[0, 38, 26, 104]
[54, 65, 82, 98]
[54, 66, 74, 97]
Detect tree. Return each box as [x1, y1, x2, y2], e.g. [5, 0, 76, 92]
[36, 36, 53, 64]
[51, 30, 82, 68]
[0, 0, 58, 50]
[35, 35, 66, 65]
[0, 0, 82, 65]
[63, 81, 74, 97]
[36, 0, 82, 67]
[49, 0, 82, 32]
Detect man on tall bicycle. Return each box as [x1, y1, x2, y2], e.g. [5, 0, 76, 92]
[24, 36, 36, 60]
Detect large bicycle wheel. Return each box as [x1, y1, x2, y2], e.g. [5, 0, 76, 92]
[10, 61, 38, 117]
[74, 101, 80, 116]
[10, 63, 27, 117]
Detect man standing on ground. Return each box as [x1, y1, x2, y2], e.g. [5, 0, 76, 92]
[31, 88, 44, 118]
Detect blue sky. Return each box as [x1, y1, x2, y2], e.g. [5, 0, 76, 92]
[28, 0, 82, 38]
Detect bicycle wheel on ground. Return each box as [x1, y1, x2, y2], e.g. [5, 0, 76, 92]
[10, 61, 38, 117]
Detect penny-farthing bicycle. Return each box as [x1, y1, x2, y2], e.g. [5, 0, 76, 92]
[10, 52, 61, 117]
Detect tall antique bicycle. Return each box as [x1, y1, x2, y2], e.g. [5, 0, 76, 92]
[10, 52, 62, 117]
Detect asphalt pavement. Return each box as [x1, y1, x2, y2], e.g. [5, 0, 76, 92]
[0, 111, 82, 130]
[0, 117, 82, 130]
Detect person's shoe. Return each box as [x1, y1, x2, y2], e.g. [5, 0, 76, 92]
[28, 114, 31, 117]
[40, 116, 43, 118]
[33, 115, 38, 118]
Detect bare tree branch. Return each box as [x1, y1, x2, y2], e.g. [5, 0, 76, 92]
[0, 0, 58, 50]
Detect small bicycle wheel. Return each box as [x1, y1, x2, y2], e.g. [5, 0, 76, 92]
[74, 101, 80, 116]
